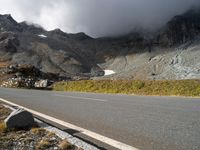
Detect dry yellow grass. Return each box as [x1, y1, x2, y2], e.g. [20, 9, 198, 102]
[0, 61, 10, 68]
[0, 104, 11, 118]
[31, 128, 46, 135]
[58, 139, 75, 150]
[36, 139, 51, 150]
[0, 122, 7, 133]
[47, 131, 56, 138]
[53, 79, 200, 97]
[0, 103, 10, 133]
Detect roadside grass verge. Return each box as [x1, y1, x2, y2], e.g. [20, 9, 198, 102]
[53, 80, 200, 97]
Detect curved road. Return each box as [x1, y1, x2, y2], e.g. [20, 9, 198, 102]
[0, 88, 200, 150]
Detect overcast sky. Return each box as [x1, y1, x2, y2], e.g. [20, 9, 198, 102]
[0, 0, 200, 37]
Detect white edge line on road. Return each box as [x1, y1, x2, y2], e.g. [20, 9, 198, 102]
[54, 94, 107, 102]
[0, 98, 139, 150]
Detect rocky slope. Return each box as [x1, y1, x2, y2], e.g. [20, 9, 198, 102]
[0, 7, 200, 80]
[0, 64, 66, 88]
[94, 8, 200, 80]
[0, 14, 102, 77]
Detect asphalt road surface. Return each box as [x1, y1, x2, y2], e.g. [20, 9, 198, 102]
[0, 87, 200, 150]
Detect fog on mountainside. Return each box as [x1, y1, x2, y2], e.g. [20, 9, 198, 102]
[0, 0, 200, 37]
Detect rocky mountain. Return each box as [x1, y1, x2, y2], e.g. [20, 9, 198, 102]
[0, 7, 200, 80]
[157, 9, 200, 46]
[0, 14, 102, 77]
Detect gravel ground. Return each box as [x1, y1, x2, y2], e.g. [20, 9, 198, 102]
[0, 103, 80, 150]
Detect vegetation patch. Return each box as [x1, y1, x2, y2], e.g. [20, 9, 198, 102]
[58, 139, 76, 150]
[0, 122, 7, 133]
[36, 139, 51, 150]
[53, 79, 200, 97]
[0, 104, 11, 120]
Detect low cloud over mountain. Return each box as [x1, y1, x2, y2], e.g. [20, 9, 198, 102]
[0, 0, 200, 37]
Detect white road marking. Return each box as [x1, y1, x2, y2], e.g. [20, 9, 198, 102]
[54, 94, 107, 102]
[0, 98, 139, 150]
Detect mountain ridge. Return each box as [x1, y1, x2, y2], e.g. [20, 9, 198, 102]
[0, 7, 200, 80]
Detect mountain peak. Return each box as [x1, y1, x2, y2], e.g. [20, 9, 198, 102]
[0, 14, 21, 32]
[157, 8, 200, 46]
[68, 32, 93, 40]
[0, 14, 17, 24]
[19, 21, 45, 34]
[49, 28, 67, 36]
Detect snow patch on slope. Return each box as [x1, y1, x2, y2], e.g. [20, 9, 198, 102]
[104, 70, 115, 76]
[38, 34, 47, 38]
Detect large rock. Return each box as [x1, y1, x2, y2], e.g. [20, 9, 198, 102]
[34, 79, 48, 88]
[5, 109, 34, 129]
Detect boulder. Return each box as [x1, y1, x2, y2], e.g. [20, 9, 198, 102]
[5, 109, 34, 129]
[34, 79, 48, 88]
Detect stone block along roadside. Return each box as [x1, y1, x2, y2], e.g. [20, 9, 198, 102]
[5, 108, 34, 129]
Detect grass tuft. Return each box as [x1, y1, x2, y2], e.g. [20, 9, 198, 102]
[36, 139, 51, 150]
[0, 122, 7, 133]
[58, 139, 75, 150]
[31, 128, 46, 135]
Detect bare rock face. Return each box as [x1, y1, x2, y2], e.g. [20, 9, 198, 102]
[0, 14, 103, 77]
[5, 109, 34, 129]
[0, 32, 19, 53]
[157, 9, 200, 46]
[0, 14, 21, 32]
